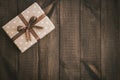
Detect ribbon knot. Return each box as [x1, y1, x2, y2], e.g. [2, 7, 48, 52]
[17, 16, 43, 41]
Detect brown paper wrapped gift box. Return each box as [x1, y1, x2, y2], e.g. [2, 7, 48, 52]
[2, 2, 55, 53]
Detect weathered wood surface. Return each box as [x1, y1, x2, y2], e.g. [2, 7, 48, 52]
[81, 0, 101, 80]
[101, 0, 119, 80]
[0, 0, 18, 80]
[60, 0, 80, 80]
[0, 0, 119, 80]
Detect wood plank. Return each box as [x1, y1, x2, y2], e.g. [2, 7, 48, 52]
[37, 0, 60, 80]
[17, 0, 39, 80]
[117, 0, 120, 80]
[60, 0, 80, 80]
[101, 0, 119, 80]
[80, 0, 101, 80]
[0, 0, 18, 80]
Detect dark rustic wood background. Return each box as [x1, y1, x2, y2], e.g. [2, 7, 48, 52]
[0, 0, 119, 80]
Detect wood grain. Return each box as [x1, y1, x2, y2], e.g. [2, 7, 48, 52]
[101, 0, 119, 80]
[60, 0, 80, 80]
[0, 0, 18, 80]
[80, 0, 101, 80]
[37, 0, 60, 80]
[117, 0, 120, 80]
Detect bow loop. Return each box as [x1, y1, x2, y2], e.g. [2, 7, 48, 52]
[17, 25, 26, 32]
[29, 16, 37, 26]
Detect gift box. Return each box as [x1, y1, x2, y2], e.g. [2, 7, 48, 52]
[2, 2, 55, 53]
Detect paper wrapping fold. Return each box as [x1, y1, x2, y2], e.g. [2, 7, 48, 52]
[2, 2, 55, 53]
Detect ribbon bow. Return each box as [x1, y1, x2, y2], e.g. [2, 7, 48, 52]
[17, 16, 43, 41]
[12, 14, 46, 41]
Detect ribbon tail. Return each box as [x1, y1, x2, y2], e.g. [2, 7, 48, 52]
[33, 26, 43, 29]
[25, 29, 28, 41]
[25, 29, 31, 41]
[28, 31, 31, 41]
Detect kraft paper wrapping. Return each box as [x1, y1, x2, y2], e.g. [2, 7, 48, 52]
[2, 2, 55, 53]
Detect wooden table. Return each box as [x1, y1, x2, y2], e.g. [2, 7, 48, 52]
[0, 0, 119, 80]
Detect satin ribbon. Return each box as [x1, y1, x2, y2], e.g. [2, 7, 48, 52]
[12, 14, 46, 41]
